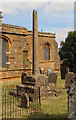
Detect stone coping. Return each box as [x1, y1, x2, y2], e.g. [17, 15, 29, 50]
[2, 23, 55, 38]
[40, 60, 54, 63]
[0, 68, 31, 72]
[28, 31, 56, 38]
[2, 31, 28, 36]
[2, 23, 27, 30]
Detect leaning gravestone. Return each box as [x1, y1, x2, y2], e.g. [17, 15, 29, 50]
[48, 73, 57, 87]
[65, 73, 74, 88]
[47, 67, 52, 76]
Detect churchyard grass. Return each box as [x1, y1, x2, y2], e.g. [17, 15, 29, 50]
[2, 74, 68, 119]
[27, 73, 68, 119]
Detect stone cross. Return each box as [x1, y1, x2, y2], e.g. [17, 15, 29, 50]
[0, 12, 3, 71]
[0, 11, 2, 120]
[32, 10, 40, 75]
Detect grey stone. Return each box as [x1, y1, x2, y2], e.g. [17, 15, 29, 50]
[48, 73, 57, 87]
[60, 65, 68, 79]
[65, 73, 74, 88]
[21, 72, 28, 84]
[68, 74, 76, 119]
[47, 67, 52, 75]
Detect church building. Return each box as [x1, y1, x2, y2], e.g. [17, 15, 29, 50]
[0, 12, 60, 79]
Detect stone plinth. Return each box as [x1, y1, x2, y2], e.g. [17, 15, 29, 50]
[19, 73, 62, 98]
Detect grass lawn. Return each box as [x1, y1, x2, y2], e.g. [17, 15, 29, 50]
[27, 74, 68, 119]
[2, 74, 68, 119]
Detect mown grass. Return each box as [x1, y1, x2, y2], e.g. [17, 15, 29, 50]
[2, 74, 68, 119]
[2, 78, 21, 90]
[27, 73, 68, 119]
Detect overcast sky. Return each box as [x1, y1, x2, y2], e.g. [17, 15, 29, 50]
[0, 0, 75, 47]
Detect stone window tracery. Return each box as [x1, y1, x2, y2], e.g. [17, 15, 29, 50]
[2, 39, 7, 67]
[2, 35, 10, 68]
[44, 42, 51, 60]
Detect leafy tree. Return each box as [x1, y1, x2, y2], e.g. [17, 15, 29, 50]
[59, 31, 76, 73]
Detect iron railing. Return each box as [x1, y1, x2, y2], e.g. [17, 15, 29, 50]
[1, 87, 41, 119]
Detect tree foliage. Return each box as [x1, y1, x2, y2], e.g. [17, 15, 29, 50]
[59, 31, 76, 73]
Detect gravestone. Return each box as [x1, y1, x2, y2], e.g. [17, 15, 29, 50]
[21, 72, 27, 84]
[65, 73, 74, 88]
[48, 73, 57, 87]
[39, 67, 42, 74]
[47, 67, 52, 76]
[60, 64, 68, 79]
[67, 74, 76, 119]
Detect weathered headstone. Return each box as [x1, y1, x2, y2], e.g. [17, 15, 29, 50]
[48, 73, 57, 87]
[21, 72, 27, 84]
[65, 73, 74, 88]
[47, 67, 52, 76]
[67, 74, 76, 119]
[60, 64, 68, 79]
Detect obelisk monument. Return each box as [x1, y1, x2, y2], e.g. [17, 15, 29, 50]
[0, 11, 2, 120]
[32, 10, 40, 75]
[0, 12, 2, 72]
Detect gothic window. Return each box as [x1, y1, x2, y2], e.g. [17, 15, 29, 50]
[2, 39, 7, 67]
[2, 36, 10, 68]
[44, 43, 50, 60]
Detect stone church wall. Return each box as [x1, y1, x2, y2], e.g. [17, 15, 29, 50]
[0, 23, 60, 79]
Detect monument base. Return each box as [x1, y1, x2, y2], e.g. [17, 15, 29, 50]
[20, 73, 62, 98]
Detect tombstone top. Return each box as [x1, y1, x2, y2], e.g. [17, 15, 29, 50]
[48, 73, 57, 86]
[47, 67, 52, 75]
[65, 73, 74, 88]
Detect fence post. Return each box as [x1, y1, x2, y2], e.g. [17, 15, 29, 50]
[38, 87, 41, 109]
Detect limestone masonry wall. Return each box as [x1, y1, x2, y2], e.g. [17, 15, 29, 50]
[1, 23, 60, 79]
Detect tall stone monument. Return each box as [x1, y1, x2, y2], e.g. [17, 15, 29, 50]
[0, 11, 2, 120]
[32, 10, 40, 75]
[0, 12, 2, 72]
[13, 10, 62, 107]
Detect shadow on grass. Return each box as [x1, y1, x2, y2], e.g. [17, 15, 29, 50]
[26, 112, 68, 120]
[2, 112, 68, 120]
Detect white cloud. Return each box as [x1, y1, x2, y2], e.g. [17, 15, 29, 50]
[55, 27, 74, 47]
[43, 2, 74, 14]
[1, 0, 75, 15]
[1, 0, 74, 49]
[2, 2, 47, 14]
[52, 0, 75, 2]
[39, 27, 74, 47]
[1, 0, 50, 2]
[1, 0, 76, 2]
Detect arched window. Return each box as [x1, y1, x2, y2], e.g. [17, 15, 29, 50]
[44, 43, 50, 60]
[2, 39, 7, 67]
[2, 35, 10, 68]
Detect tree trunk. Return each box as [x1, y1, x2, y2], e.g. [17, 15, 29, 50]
[73, 64, 76, 74]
